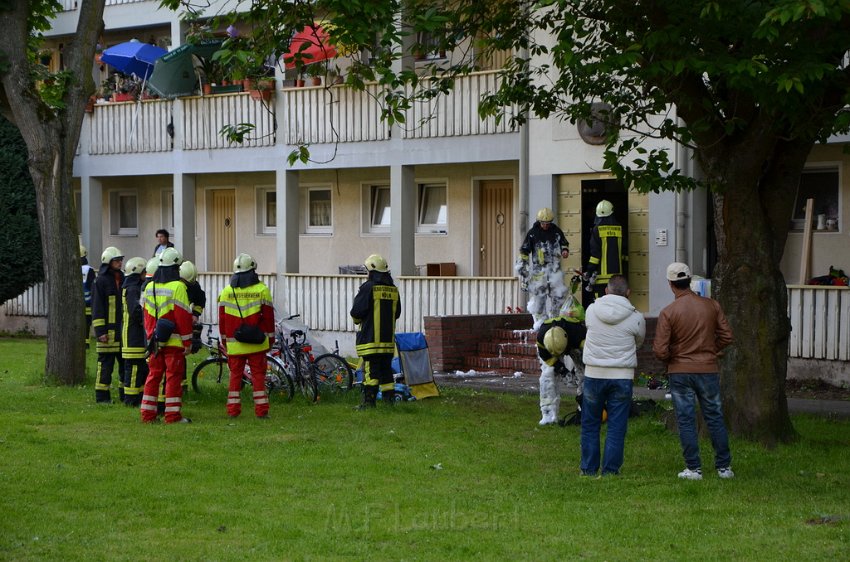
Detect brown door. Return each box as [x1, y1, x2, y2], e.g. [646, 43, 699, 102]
[479, 180, 513, 276]
[209, 189, 236, 272]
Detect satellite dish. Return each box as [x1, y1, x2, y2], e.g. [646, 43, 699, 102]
[577, 102, 616, 145]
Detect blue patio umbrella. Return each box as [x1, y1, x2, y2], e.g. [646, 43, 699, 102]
[100, 40, 167, 80]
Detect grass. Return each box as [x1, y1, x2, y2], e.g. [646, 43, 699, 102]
[1, 337, 849, 561]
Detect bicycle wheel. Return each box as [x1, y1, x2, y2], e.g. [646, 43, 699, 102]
[192, 357, 230, 399]
[296, 351, 319, 402]
[265, 355, 295, 402]
[314, 353, 354, 393]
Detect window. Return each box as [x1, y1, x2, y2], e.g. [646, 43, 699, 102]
[415, 31, 447, 60]
[793, 167, 839, 230]
[109, 191, 138, 235]
[257, 187, 276, 234]
[418, 182, 447, 233]
[307, 187, 332, 234]
[161, 190, 174, 232]
[370, 185, 391, 232]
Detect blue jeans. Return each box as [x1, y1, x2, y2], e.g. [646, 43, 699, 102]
[580, 377, 633, 475]
[669, 374, 732, 470]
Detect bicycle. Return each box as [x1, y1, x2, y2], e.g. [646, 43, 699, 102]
[191, 322, 294, 402]
[272, 317, 319, 402]
[313, 339, 354, 394]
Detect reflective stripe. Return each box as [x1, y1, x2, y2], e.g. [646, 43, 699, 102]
[254, 398, 269, 405]
[164, 406, 181, 412]
[165, 397, 181, 404]
[380, 383, 395, 391]
[228, 391, 240, 397]
[142, 394, 158, 402]
[227, 398, 241, 404]
[253, 391, 266, 398]
[140, 403, 157, 411]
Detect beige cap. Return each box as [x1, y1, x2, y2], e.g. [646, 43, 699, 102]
[666, 262, 692, 281]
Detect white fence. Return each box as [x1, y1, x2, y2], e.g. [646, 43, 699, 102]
[787, 285, 850, 360]
[2, 274, 519, 336]
[281, 83, 388, 145]
[89, 99, 172, 154]
[182, 93, 276, 150]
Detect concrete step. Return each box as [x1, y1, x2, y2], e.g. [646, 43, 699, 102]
[478, 341, 537, 358]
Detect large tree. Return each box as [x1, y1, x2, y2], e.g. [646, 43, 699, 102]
[166, 0, 850, 444]
[0, 0, 105, 383]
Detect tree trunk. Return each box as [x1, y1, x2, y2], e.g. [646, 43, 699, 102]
[0, 0, 105, 385]
[712, 188, 796, 446]
[28, 138, 88, 385]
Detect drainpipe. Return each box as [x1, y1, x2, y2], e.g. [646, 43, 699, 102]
[675, 129, 689, 265]
[518, 41, 530, 309]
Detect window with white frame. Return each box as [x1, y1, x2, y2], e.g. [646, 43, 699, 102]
[793, 167, 839, 230]
[257, 186, 276, 234]
[109, 191, 138, 235]
[418, 182, 447, 233]
[369, 184, 391, 233]
[306, 187, 333, 234]
[161, 190, 174, 232]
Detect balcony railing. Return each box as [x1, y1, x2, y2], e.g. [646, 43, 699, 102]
[183, 93, 276, 150]
[89, 99, 172, 154]
[281, 83, 388, 145]
[83, 71, 514, 155]
[787, 285, 850, 360]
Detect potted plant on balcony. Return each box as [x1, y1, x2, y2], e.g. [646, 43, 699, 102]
[305, 63, 323, 86]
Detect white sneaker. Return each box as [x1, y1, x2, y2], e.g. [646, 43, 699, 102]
[678, 468, 703, 480]
[717, 467, 735, 479]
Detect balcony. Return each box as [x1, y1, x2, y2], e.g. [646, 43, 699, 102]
[83, 71, 516, 156]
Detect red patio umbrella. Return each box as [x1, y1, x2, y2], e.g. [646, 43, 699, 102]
[282, 25, 337, 69]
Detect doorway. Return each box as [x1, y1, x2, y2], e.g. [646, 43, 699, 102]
[478, 180, 514, 276]
[208, 189, 236, 272]
[581, 179, 628, 306]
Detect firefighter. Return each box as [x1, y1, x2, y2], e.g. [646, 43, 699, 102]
[80, 245, 96, 349]
[140, 247, 194, 424]
[179, 260, 206, 390]
[516, 207, 570, 329]
[536, 317, 586, 425]
[92, 246, 125, 404]
[121, 257, 149, 407]
[218, 253, 275, 419]
[350, 254, 401, 409]
[586, 200, 627, 300]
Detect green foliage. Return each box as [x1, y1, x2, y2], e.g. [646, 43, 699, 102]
[0, 118, 43, 305]
[1, 338, 850, 559]
[219, 122, 256, 144]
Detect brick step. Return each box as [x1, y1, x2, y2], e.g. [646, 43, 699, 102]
[478, 341, 537, 358]
[464, 355, 540, 373]
[492, 328, 537, 343]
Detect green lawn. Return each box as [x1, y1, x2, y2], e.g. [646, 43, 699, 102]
[1, 338, 848, 561]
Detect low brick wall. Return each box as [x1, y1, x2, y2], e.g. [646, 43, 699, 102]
[425, 313, 668, 376]
[424, 313, 532, 372]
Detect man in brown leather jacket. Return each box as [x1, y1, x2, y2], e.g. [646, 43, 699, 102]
[653, 262, 734, 481]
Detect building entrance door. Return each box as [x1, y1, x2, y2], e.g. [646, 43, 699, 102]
[478, 180, 513, 276]
[209, 189, 236, 272]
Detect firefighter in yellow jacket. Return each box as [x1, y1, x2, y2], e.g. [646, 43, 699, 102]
[140, 248, 194, 423]
[218, 253, 275, 419]
[350, 254, 401, 408]
[586, 200, 627, 299]
[92, 246, 125, 403]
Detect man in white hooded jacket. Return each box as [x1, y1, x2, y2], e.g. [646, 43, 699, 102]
[580, 275, 645, 476]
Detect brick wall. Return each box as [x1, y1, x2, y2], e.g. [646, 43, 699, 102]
[425, 314, 668, 376]
[424, 314, 532, 372]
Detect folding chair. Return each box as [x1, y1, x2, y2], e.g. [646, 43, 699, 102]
[394, 332, 440, 399]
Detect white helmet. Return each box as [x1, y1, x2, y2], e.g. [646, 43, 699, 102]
[159, 247, 183, 267]
[145, 258, 159, 278]
[179, 260, 198, 283]
[80, 245, 88, 259]
[536, 208, 554, 222]
[233, 253, 257, 273]
[101, 246, 124, 264]
[543, 326, 567, 356]
[364, 253, 389, 273]
[596, 200, 614, 218]
[124, 257, 147, 275]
